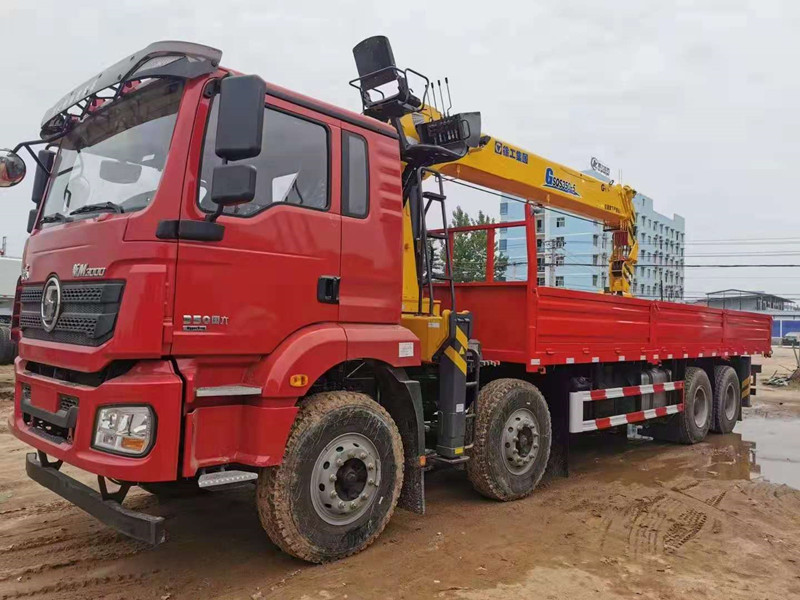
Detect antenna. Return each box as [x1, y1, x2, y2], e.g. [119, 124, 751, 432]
[431, 79, 439, 114]
[444, 77, 453, 116]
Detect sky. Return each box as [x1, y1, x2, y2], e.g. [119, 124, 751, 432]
[1, 0, 798, 301]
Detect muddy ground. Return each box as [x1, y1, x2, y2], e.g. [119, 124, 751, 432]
[1, 350, 799, 600]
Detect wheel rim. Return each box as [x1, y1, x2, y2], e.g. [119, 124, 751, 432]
[310, 432, 381, 526]
[693, 386, 709, 428]
[501, 408, 540, 475]
[723, 382, 737, 421]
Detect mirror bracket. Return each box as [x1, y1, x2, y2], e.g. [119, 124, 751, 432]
[13, 139, 56, 175]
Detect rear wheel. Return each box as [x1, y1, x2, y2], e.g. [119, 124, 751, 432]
[711, 366, 739, 434]
[651, 367, 712, 444]
[256, 391, 403, 563]
[466, 378, 551, 501]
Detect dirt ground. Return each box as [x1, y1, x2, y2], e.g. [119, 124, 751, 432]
[1, 351, 799, 600]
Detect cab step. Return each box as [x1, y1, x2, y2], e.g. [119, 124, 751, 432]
[197, 470, 258, 489]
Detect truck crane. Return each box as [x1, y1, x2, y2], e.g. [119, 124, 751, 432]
[0, 38, 769, 563]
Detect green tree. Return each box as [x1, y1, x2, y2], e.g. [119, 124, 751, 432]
[441, 206, 509, 282]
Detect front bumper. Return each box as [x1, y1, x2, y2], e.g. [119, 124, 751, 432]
[10, 358, 183, 482]
[26, 452, 165, 544]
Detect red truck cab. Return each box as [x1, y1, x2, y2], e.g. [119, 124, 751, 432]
[3, 42, 421, 549]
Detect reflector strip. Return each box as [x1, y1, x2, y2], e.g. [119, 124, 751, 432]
[580, 381, 684, 402]
[569, 381, 685, 433]
[582, 403, 684, 433]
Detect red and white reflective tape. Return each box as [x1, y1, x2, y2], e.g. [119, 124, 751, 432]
[578, 403, 684, 432]
[577, 380, 684, 402]
[569, 381, 684, 433]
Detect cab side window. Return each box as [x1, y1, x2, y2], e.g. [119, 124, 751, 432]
[341, 132, 369, 218]
[199, 101, 329, 216]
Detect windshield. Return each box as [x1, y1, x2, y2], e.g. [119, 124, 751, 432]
[40, 79, 184, 222]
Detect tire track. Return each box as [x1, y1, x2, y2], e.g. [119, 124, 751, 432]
[664, 508, 707, 553]
[0, 569, 161, 600]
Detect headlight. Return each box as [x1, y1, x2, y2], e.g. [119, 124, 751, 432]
[93, 406, 154, 456]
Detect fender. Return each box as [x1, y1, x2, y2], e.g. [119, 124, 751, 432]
[248, 323, 347, 398]
[248, 322, 421, 398]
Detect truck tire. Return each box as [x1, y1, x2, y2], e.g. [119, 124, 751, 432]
[650, 367, 712, 444]
[711, 366, 739, 434]
[256, 391, 403, 563]
[0, 327, 16, 365]
[466, 378, 551, 501]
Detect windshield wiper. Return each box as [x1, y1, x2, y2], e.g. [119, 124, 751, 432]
[40, 212, 73, 224]
[69, 202, 124, 216]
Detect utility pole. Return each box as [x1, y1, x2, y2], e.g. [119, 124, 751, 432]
[544, 237, 565, 286]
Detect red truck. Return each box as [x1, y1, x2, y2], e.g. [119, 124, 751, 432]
[0, 39, 770, 562]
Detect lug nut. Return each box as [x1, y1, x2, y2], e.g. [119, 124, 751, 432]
[368, 478, 376, 486]
[359, 452, 367, 460]
[361, 493, 369, 501]
[367, 463, 375, 471]
[330, 490, 337, 498]
[351, 501, 359, 509]
[338, 501, 345, 509]
[329, 474, 337, 482]
[336, 459, 343, 467]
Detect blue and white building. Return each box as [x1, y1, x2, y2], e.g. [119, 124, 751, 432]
[498, 168, 685, 300]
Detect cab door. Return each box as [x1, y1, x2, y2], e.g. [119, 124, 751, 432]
[171, 92, 341, 356]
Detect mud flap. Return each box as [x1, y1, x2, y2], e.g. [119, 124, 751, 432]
[374, 365, 426, 514]
[398, 461, 425, 514]
[547, 386, 570, 478]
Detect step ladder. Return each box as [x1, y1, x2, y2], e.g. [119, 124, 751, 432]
[413, 167, 456, 315]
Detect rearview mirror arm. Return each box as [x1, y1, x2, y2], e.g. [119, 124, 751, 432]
[13, 139, 54, 175]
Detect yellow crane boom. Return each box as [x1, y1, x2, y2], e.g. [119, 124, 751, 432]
[401, 111, 639, 296]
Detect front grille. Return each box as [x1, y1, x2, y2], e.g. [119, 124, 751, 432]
[20, 281, 124, 347]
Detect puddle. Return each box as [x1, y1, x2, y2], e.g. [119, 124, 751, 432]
[734, 416, 800, 489]
[567, 416, 800, 490]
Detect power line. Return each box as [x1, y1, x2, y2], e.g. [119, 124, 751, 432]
[441, 178, 800, 252]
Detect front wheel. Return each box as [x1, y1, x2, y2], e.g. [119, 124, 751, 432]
[256, 391, 404, 563]
[466, 378, 551, 501]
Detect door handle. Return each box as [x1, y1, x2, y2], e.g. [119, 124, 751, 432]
[317, 276, 340, 304]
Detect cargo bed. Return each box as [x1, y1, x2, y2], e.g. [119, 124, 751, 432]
[433, 214, 772, 367]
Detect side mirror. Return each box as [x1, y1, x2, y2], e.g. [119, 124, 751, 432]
[211, 164, 257, 206]
[0, 150, 26, 188]
[31, 149, 56, 205]
[215, 75, 266, 161]
[99, 160, 142, 184]
[207, 164, 256, 222]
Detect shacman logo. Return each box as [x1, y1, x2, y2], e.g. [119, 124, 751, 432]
[544, 167, 580, 198]
[72, 263, 106, 278]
